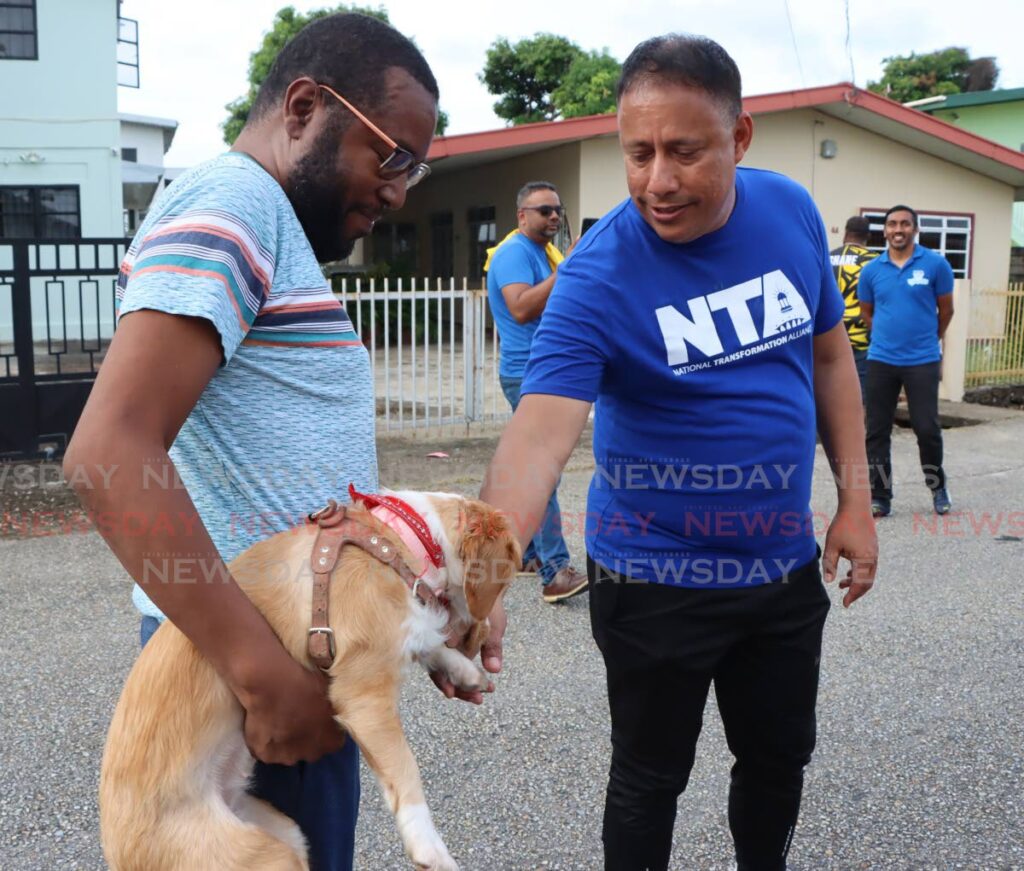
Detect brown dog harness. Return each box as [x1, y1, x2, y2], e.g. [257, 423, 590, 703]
[306, 496, 453, 672]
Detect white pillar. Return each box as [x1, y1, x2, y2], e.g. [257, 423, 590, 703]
[940, 279, 971, 402]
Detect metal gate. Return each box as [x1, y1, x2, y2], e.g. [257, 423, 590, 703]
[0, 238, 125, 459]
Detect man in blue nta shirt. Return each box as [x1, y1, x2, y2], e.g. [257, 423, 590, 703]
[856, 204, 950, 517]
[485, 181, 588, 603]
[474, 34, 878, 871]
[857, 205, 955, 519]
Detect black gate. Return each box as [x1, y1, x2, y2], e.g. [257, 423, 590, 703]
[0, 238, 126, 459]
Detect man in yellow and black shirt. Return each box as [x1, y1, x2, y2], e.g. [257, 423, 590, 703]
[830, 215, 877, 401]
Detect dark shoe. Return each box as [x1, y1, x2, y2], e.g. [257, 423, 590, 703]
[518, 556, 542, 575]
[933, 488, 952, 515]
[542, 566, 589, 603]
[871, 499, 891, 518]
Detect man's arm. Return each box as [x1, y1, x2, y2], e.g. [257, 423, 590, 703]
[812, 323, 878, 607]
[937, 294, 954, 341]
[477, 394, 591, 660]
[64, 310, 343, 764]
[501, 272, 558, 324]
[859, 300, 873, 331]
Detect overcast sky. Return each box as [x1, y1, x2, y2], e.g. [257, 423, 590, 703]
[117, 0, 1024, 168]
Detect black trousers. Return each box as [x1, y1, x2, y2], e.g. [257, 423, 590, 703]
[864, 359, 945, 501]
[588, 556, 830, 871]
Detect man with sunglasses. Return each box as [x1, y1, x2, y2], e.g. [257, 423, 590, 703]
[66, 14, 441, 871]
[486, 181, 589, 603]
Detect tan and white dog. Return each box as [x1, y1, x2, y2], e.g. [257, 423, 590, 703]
[99, 490, 521, 871]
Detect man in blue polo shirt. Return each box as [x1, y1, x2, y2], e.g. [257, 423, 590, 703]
[486, 181, 587, 603]
[478, 34, 877, 871]
[858, 204, 955, 518]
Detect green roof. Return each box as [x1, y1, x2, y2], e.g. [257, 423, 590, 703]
[920, 87, 1024, 112]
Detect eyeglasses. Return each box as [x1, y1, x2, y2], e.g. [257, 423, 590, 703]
[521, 205, 564, 218]
[318, 83, 431, 189]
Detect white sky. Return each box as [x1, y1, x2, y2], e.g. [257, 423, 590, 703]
[117, 0, 1024, 168]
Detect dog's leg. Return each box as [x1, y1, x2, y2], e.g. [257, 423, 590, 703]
[418, 646, 492, 693]
[331, 672, 459, 871]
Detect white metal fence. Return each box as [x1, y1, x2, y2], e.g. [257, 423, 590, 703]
[334, 277, 511, 435]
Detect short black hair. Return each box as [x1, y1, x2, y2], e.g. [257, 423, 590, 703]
[516, 181, 558, 209]
[616, 34, 742, 119]
[251, 13, 438, 124]
[884, 204, 918, 228]
[844, 215, 870, 237]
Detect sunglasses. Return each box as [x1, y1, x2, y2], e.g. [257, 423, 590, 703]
[318, 83, 431, 189]
[521, 205, 564, 218]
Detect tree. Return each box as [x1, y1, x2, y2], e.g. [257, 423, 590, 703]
[868, 47, 999, 104]
[480, 34, 584, 125]
[553, 50, 620, 118]
[222, 4, 448, 145]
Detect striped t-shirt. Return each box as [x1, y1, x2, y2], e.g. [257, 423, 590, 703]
[116, 152, 378, 619]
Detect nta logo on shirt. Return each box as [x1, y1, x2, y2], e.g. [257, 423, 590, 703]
[907, 270, 928, 287]
[655, 270, 811, 367]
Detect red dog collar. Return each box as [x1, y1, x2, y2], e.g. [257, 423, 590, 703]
[348, 484, 445, 569]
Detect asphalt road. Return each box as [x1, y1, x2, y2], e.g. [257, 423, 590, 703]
[1, 410, 1022, 870]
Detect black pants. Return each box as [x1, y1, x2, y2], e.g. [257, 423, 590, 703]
[588, 556, 830, 871]
[864, 359, 945, 501]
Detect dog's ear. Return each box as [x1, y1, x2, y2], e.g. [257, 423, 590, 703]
[460, 499, 522, 621]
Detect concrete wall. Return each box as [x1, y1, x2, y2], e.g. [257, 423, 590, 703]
[579, 136, 627, 225]
[119, 121, 169, 168]
[744, 108, 1014, 290]
[0, 0, 122, 237]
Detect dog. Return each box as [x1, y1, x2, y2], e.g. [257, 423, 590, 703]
[99, 489, 521, 871]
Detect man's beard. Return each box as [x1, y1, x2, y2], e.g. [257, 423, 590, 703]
[286, 132, 356, 263]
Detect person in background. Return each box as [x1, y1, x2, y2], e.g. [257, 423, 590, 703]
[858, 204, 955, 518]
[830, 215, 877, 400]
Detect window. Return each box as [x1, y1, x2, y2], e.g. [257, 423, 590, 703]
[467, 206, 496, 282]
[430, 212, 453, 277]
[862, 210, 972, 279]
[0, 0, 37, 60]
[371, 222, 417, 273]
[117, 13, 140, 87]
[121, 147, 138, 163]
[0, 186, 81, 239]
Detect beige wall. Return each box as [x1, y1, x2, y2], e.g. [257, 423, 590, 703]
[579, 136, 628, 224]
[744, 109, 1014, 290]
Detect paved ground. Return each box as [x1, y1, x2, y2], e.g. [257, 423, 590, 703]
[2, 405, 1023, 870]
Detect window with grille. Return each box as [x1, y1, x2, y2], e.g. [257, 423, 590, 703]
[467, 206, 496, 282]
[0, 186, 81, 239]
[0, 0, 37, 60]
[862, 210, 972, 278]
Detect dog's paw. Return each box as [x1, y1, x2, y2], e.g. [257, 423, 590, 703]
[399, 805, 459, 871]
[412, 850, 459, 871]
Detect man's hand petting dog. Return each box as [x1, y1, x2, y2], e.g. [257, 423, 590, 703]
[430, 597, 507, 705]
[234, 644, 346, 765]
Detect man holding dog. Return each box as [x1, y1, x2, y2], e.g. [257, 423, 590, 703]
[479, 34, 878, 871]
[65, 14, 444, 870]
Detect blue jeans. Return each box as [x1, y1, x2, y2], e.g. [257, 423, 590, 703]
[499, 375, 572, 583]
[140, 616, 359, 871]
[852, 348, 868, 404]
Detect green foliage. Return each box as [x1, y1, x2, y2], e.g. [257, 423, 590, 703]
[867, 47, 998, 103]
[222, 4, 449, 143]
[553, 50, 620, 118]
[480, 34, 584, 124]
